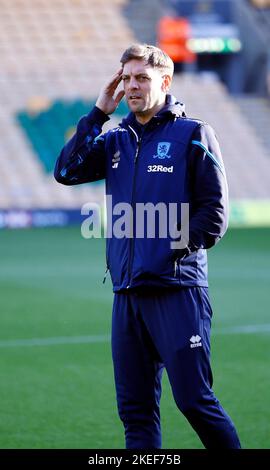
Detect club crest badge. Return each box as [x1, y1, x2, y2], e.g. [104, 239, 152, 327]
[153, 142, 171, 159]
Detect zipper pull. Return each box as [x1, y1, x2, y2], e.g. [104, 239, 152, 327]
[102, 266, 109, 284]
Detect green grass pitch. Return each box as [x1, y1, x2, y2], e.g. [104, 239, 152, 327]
[0, 227, 269, 449]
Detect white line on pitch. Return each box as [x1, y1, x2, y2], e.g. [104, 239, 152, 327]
[213, 323, 270, 335]
[0, 334, 110, 348]
[0, 324, 270, 348]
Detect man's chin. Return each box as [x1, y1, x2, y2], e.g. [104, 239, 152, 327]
[128, 104, 141, 112]
[128, 104, 146, 114]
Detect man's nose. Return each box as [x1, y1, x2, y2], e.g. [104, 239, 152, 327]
[129, 77, 139, 89]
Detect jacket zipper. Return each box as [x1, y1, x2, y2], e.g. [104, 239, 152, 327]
[103, 126, 142, 286]
[127, 125, 142, 288]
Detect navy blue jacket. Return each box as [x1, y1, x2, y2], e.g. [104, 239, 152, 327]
[55, 95, 228, 291]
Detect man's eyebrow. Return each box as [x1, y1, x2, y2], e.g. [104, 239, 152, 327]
[122, 73, 151, 78]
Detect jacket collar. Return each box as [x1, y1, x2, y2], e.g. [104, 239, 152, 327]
[119, 94, 186, 130]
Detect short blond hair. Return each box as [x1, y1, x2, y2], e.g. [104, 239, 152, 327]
[120, 43, 174, 77]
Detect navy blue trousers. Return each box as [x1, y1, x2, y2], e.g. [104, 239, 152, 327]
[111, 288, 241, 449]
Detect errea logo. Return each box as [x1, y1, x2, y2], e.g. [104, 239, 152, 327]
[190, 335, 202, 348]
[112, 150, 120, 169]
[147, 165, 173, 173]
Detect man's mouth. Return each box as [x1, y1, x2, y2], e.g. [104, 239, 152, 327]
[129, 96, 141, 100]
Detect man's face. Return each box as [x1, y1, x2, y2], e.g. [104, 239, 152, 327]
[122, 59, 169, 117]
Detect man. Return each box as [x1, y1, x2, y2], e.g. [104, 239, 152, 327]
[54, 44, 241, 449]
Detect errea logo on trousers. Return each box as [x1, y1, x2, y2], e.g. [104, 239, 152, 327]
[112, 150, 120, 169]
[147, 165, 173, 173]
[190, 335, 202, 348]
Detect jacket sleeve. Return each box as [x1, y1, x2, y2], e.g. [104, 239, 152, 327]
[185, 123, 229, 252]
[54, 106, 110, 185]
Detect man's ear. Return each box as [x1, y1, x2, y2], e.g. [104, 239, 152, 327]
[162, 74, 172, 93]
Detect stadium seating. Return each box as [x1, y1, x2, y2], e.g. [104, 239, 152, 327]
[171, 74, 270, 198]
[0, 0, 269, 210]
[0, 0, 135, 208]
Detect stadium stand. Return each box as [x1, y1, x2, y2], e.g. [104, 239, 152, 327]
[0, 0, 269, 217]
[122, 0, 164, 45]
[171, 74, 270, 199]
[235, 96, 270, 156]
[0, 0, 135, 210]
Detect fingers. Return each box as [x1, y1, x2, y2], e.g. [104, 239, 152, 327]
[105, 68, 123, 92]
[114, 90, 125, 107]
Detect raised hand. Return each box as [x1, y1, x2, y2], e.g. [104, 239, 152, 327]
[95, 69, 125, 115]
